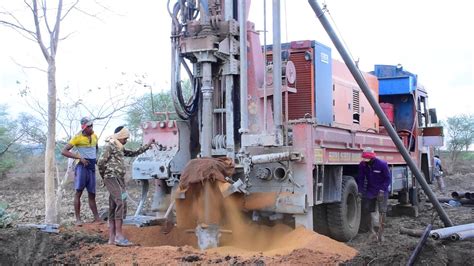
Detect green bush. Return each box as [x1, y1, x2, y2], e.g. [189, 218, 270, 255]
[0, 155, 15, 176]
[0, 202, 16, 228]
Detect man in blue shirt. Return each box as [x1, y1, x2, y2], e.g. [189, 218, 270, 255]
[356, 147, 391, 241]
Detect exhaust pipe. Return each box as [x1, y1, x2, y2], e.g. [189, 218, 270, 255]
[273, 166, 287, 181]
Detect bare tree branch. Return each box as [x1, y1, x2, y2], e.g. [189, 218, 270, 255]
[51, 0, 63, 56]
[41, 0, 53, 34]
[0, 131, 26, 157]
[31, 0, 50, 61]
[10, 57, 47, 73]
[0, 19, 36, 39]
[73, 6, 104, 23]
[60, 0, 79, 21]
[58, 30, 75, 41]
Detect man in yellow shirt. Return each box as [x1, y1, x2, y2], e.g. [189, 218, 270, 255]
[61, 117, 101, 225]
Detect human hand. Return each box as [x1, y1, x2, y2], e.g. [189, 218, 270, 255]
[147, 138, 155, 147]
[79, 157, 89, 166]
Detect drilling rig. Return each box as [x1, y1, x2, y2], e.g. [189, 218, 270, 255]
[130, 0, 449, 249]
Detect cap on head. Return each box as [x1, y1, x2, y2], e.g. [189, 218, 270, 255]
[80, 117, 93, 130]
[362, 147, 376, 159]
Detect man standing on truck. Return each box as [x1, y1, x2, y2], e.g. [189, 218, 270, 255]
[97, 126, 154, 246]
[356, 147, 391, 242]
[61, 117, 101, 226]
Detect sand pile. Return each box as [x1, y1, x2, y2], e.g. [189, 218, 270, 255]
[212, 225, 357, 260]
[71, 222, 356, 264]
[70, 175, 357, 264]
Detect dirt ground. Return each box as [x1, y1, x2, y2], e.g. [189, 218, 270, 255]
[1, 169, 473, 265]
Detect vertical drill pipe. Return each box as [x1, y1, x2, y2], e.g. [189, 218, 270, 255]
[201, 62, 213, 157]
[406, 224, 432, 266]
[134, 179, 149, 216]
[225, 0, 235, 158]
[263, 0, 268, 132]
[272, 0, 282, 130]
[204, 181, 210, 224]
[307, 0, 453, 227]
[224, 0, 233, 20]
[225, 76, 235, 157]
[239, 0, 249, 133]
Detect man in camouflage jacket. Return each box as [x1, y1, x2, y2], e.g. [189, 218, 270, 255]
[97, 126, 154, 246]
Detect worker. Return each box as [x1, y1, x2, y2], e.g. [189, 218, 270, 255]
[433, 155, 445, 193]
[97, 126, 154, 246]
[356, 147, 391, 242]
[61, 117, 101, 226]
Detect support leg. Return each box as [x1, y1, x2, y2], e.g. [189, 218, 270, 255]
[294, 208, 313, 229]
[134, 180, 149, 216]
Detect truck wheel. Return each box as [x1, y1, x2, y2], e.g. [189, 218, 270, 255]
[327, 175, 361, 241]
[313, 204, 330, 236]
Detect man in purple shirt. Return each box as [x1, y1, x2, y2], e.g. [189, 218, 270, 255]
[356, 147, 391, 241]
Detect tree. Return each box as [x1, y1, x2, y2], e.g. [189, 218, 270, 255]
[0, 105, 45, 175]
[446, 114, 474, 167]
[126, 91, 175, 141]
[0, 0, 112, 224]
[126, 80, 192, 144]
[0, 0, 68, 224]
[17, 72, 141, 143]
[0, 105, 18, 175]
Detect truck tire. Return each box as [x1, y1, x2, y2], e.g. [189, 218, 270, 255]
[327, 175, 361, 241]
[313, 204, 330, 236]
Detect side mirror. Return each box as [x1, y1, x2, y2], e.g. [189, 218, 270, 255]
[429, 108, 438, 124]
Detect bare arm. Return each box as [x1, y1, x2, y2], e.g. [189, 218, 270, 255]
[61, 143, 89, 165]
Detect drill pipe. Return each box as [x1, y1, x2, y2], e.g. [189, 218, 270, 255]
[430, 223, 474, 240]
[451, 191, 468, 199]
[400, 227, 425, 237]
[406, 224, 432, 266]
[450, 229, 474, 241]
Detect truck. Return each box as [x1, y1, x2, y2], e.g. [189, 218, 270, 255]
[129, 0, 445, 248]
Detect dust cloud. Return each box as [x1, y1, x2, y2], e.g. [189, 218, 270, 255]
[174, 180, 357, 260]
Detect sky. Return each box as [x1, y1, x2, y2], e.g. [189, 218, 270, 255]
[1, 0, 473, 132]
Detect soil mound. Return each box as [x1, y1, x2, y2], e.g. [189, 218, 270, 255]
[69, 223, 356, 265]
